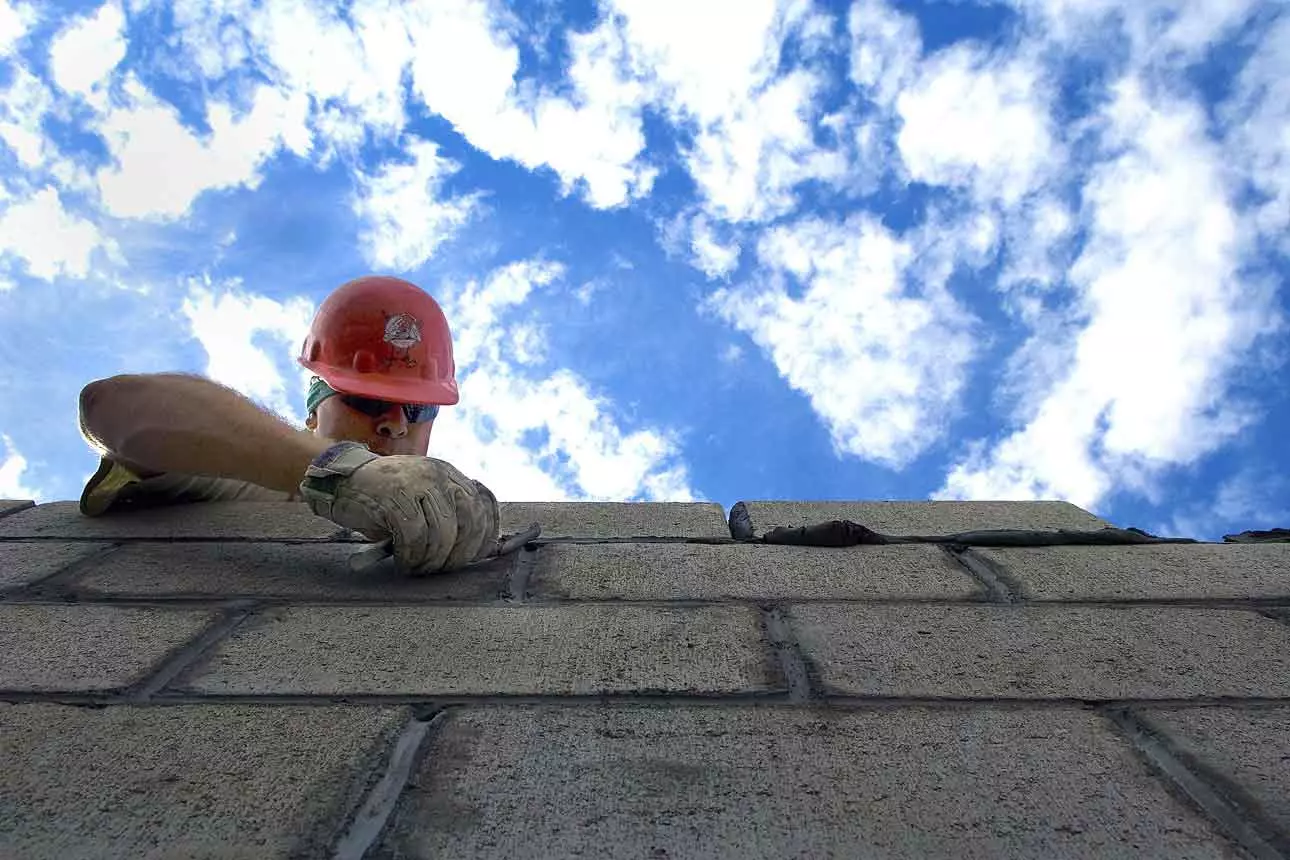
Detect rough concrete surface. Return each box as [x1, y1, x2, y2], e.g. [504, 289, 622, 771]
[380, 704, 1239, 859]
[501, 501, 729, 539]
[0, 604, 217, 691]
[69, 541, 512, 601]
[0, 500, 343, 540]
[0, 499, 34, 519]
[532, 542, 981, 601]
[736, 500, 1112, 536]
[186, 604, 774, 696]
[0, 540, 112, 591]
[790, 604, 1290, 699]
[0, 702, 407, 859]
[977, 544, 1290, 600]
[1144, 706, 1290, 838]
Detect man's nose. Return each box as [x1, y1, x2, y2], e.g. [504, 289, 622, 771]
[375, 405, 408, 437]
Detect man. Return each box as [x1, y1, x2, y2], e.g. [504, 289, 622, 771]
[77, 275, 500, 573]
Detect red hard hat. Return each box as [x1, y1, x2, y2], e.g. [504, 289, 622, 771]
[298, 275, 459, 405]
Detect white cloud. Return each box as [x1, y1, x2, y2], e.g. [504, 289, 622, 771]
[1165, 469, 1290, 540]
[896, 46, 1057, 206]
[48, 1, 127, 105]
[1221, 13, 1290, 255]
[1210, 471, 1288, 526]
[162, 0, 656, 207]
[240, 0, 409, 153]
[447, 259, 565, 369]
[168, 0, 254, 78]
[1008, 0, 1259, 66]
[820, 0, 1285, 517]
[404, 1, 655, 208]
[572, 279, 603, 306]
[443, 364, 695, 502]
[848, 0, 921, 107]
[18, 0, 854, 231]
[95, 75, 311, 219]
[688, 213, 741, 278]
[709, 213, 978, 467]
[162, 0, 410, 157]
[508, 322, 547, 365]
[997, 195, 1075, 292]
[180, 278, 316, 421]
[613, 0, 794, 121]
[0, 64, 54, 172]
[0, 186, 116, 279]
[353, 138, 478, 272]
[938, 77, 1281, 507]
[0, 434, 41, 500]
[154, 0, 848, 224]
[0, 61, 97, 194]
[0, 0, 36, 57]
[433, 260, 696, 501]
[529, 19, 659, 207]
[690, 70, 848, 222]
[613, 0, 845, 222]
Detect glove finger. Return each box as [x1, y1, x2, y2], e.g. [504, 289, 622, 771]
[391, 489, 420, 522]
[443, 486, 491, 570]
[467, 485, 500, 563]
[414, 489, 458, 573]
[389, 489, 434, 574]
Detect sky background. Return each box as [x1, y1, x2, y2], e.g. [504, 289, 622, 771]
[0, 0, 1286, 539]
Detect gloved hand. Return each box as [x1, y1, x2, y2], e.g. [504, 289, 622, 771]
[299, 442, 500, 573]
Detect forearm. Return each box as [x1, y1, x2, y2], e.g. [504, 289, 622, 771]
[79, 373, 334, 494]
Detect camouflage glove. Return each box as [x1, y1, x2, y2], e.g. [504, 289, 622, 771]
[299, 441, 500, 573]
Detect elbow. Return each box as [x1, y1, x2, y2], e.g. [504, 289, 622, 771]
[78, 375, 133, 453]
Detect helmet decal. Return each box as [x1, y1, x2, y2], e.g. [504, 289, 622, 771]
[384, 312, 422, 349]
[383, 312, 422, 366]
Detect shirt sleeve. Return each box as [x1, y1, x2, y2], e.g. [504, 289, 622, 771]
[79, 455, 299, 517]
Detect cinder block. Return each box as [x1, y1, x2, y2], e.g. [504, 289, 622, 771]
[186, 605, 773, 696]
[1144, 706, 1290, 838]
[733, 500, 1111, 537]
[380, 705, 1236, 859]
[0, 499, 34, 519]
[532, 543, 980, 601]
[0, 541, 112, 591]
[69, 541, 512, 602]
[0, 703, 406, 859]
[0, 605, 218, 691]
[501, 501, 728, 539]
[0, 500, 344, 540]
[790, 604, 1290, 699]
[977, 544, 1290, 600]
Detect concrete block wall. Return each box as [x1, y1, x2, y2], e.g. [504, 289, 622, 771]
[0, 497, 1288, 859]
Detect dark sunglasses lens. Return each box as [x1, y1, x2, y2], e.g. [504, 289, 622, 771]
[404, 404, 440, 423]
[341, 395, 388, 417]
[342, 394, 439, 423]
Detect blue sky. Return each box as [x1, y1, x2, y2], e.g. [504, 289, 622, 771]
[0, 0, 1286, 539]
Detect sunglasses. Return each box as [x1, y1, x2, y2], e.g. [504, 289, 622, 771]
[339, 393, 440, 423]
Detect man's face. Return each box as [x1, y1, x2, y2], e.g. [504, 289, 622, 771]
[306, 394, 434, 456]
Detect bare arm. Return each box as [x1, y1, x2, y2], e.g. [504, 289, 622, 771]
[79, 373, 334, 495]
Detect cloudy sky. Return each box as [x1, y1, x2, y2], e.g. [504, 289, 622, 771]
[0, 0, 1286, 539]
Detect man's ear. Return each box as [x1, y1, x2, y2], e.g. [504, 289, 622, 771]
[305, 411, 317, 431]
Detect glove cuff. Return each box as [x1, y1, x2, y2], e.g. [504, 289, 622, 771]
[307, 440, 379, 475]
[299, 441, 380, 514]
